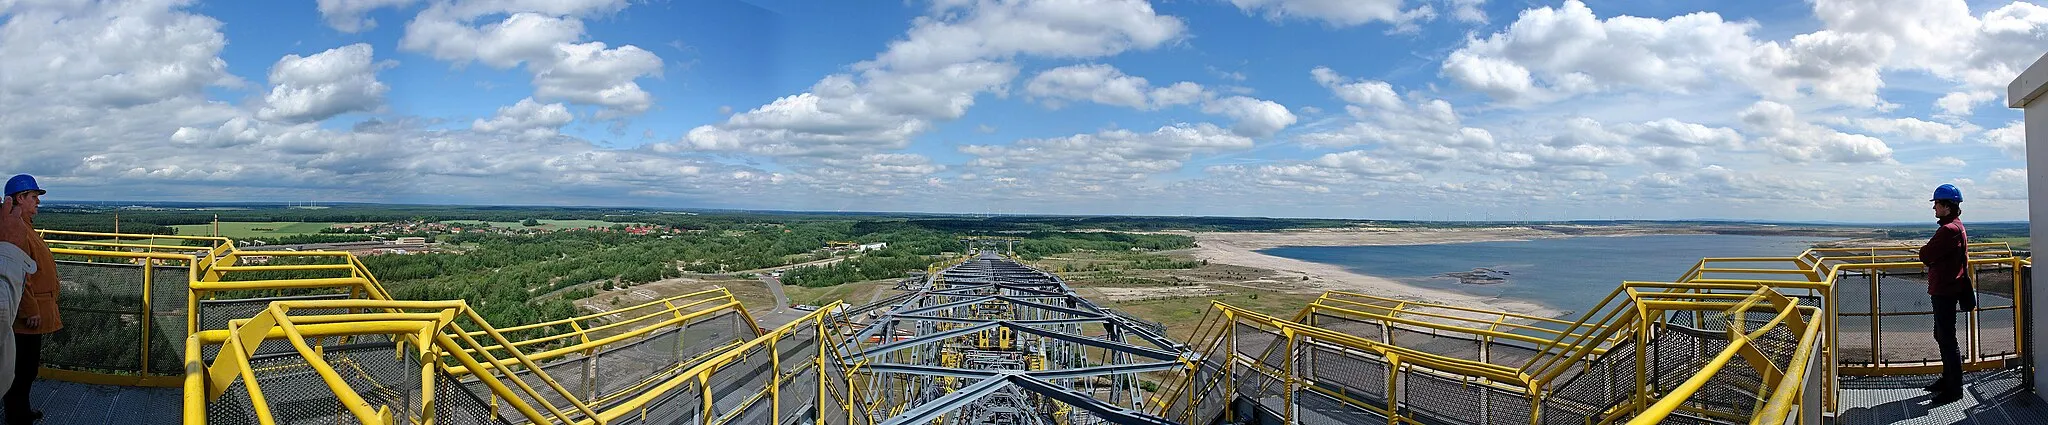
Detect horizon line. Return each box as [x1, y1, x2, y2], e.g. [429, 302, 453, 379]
[39, 200, 2024, 228]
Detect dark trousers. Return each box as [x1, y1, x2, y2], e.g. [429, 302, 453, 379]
[1932, 295, 1971, 388]
[6, 333, 38, 422]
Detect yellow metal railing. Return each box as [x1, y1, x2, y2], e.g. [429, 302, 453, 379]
[1154, 242, 2013, 424]
[1680, 243, 2029, 413]
[29, 230, 249, 386]
[81, 228, 867, 425]
[187, 299, 608, 424]
[184, 297, 855, 425]
[30, 228, 2040, 425]
[1623, 283, 1821, 424]
[23, 229, 793, 423]
[1154, 281, 1828, 425]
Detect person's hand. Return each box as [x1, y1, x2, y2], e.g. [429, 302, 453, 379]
[0, 200, 19, 240]
[23, 315, 40, 329]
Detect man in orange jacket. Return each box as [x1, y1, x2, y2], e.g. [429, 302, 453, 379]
[0, 175, 56, 424]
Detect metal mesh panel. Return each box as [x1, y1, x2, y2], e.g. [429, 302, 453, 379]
[822, 352, 856, 425]
[196, 294, 360, 365]
[1233, 323, 1277, 358]
[1541, 334, 1639, 425]
[233, 346, 360, 423]
[1391, 326, 1483, 362]
[624, 380, 701, 425]
[197, 293, 355, 332]
[204, 342, 501, 424]
[1877, 272, 1943, 364]
[1541, 398, 1598, 425]
[730, 394, 772, 425]
[548, 354, 593, 404]
[1488, 342, 1541, 370]
[206, 378, 260, 425]
[707, 344, 774, 419]
[779, 363, 819, 425]
[1309, 312, 1385, 343]
[1231, 324, 1288, 403]
[593, 328, 676, 397]
[779, 324, 820, 372]
[1308, 343, 1386, 404]
[1838, 313, 1873, 364]
[1975, 264, 2018, 301]
[1487, 386, 1534, 425]
[150, 265, 189, 375]
[1402, 369, 1482, 425]
[1652, 326, 1707, 395]
[683, 312, 749, 361]
[1159, 354, 1229, 425]
[459, 357, 591, 423]
[44, 261, 146, 372]
[433, 367, 512, 425]
[1295, 388, 1388, 425]
[1979, 306, 2018, 357]
[778, 325, 822, 425]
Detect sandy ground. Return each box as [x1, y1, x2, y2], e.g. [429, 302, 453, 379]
[1179, 227, 1575, 318]
[1095, 285, 1225, 302]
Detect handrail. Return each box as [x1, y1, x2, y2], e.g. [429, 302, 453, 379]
[1754, 304, 1827, 424]
[1156, 237, 2004, 424]
[1216, 302, 1529, 385]
[584, 300, 848, 424]
[1627, 287, 1817, 424]
[1318, 290, 1612, 330]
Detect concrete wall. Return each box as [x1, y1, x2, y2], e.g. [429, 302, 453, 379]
[2010, 51, 2048, 389]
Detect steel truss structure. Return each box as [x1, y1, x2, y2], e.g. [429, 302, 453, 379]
[838, 251, 1188, 425]
[12, 229, 2027, 425]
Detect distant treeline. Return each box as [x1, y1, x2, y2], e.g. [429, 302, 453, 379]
[1881, 221, 2030, 241]
[36, 204, 661, 227]
[190, 215, 1188, 326]
[32, 203, 1384, 233]
[25, 213, 177, 238]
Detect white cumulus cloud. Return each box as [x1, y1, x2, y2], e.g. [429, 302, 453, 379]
[675, 0, 1189, 158]
[399, 3, 661, 118]
[1226, 0, 1438, 30]
[257, 44, 394, 123]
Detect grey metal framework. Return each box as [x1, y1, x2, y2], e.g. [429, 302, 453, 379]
[836, 250, 1191, 425]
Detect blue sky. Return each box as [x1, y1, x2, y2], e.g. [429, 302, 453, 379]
[1, 0, 2043, 222]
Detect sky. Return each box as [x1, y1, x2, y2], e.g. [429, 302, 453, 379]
[0, 0, 2044, 223]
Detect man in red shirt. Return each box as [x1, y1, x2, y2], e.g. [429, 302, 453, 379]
[1918, 184, 1972, 402]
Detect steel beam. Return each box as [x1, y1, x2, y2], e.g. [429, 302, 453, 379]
[874, 375, 1010, 425]
[1008, 374, 1180, 425]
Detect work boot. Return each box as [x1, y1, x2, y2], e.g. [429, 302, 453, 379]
[5, 409, 39, 425]
[1932, 388, 1965, 404]
[1922, 378, 1960, 393]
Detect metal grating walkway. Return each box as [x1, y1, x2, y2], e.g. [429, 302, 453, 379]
[1835, 369, 2048, 425]
[0, 378, 179, 425]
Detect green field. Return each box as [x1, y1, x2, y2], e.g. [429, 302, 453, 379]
[443, 219, 642, 230]
[171, 221, 341, 238]
[1986, 237, 2032, 250]
[166, 219, 647, 238]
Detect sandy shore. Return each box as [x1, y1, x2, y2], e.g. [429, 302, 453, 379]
[1181, 227, 1567, 318]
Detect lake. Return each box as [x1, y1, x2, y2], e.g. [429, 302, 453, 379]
[1260, 233, 2022, 363]
[1257, 234, 1843, 315]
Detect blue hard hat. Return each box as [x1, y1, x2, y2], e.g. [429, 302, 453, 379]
[1931, 184, 1962, 203]
[4, 175, 43, 198]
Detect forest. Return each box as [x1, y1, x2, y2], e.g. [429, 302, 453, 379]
[36, 203, 2007, 330]
[48, 206, 1199, 328]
